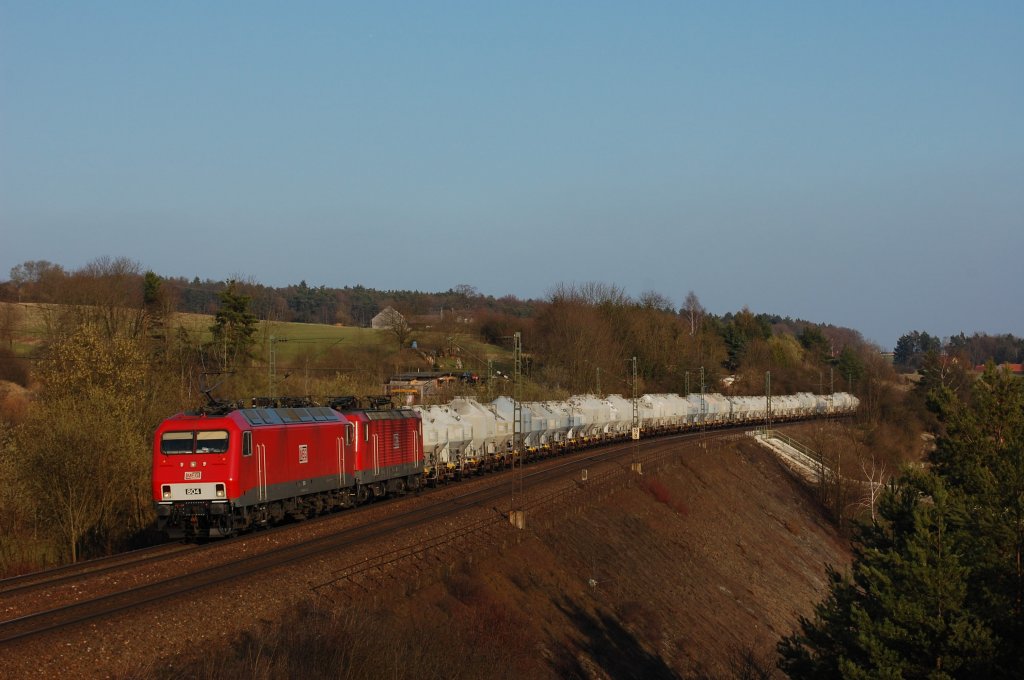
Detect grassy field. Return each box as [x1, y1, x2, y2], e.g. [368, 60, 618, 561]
[1, 302, 512, 374]
[173, 313, 388, 358]
[1, 302, 62, 354]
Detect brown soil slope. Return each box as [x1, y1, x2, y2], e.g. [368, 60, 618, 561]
[503, 437, 849, 677]
[156, 436, 850, 679]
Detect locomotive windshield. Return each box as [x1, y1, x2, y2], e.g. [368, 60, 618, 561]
[160, 430, 230, 455]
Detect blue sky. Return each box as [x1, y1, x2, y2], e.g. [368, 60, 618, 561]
[1, 2, 1021, 350]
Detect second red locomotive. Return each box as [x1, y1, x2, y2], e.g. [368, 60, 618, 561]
[153, 398, 422, 538]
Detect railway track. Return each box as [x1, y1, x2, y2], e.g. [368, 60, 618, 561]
[0, 428, 715, 646]
[0, 542, 197, 597]
[1, 416, 830, 649]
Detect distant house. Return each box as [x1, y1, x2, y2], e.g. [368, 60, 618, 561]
[974, 362, 1024, 375]
[385, 370, 480, 404]
[371, 307, 405, 330]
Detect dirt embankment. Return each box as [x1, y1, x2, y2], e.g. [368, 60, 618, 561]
[148, 437, 849, 679]
[495, 437, 849, 677]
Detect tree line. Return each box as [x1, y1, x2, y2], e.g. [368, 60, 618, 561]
[1, 260, 532, 327]
[895, 329, 1023, 372]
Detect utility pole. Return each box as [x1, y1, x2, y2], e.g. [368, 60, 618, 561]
[631, 357, 641, 474]
[596, 366, 601, 396]
[268, 335, 287, 399]
[829, 367, 835, 417]
[268, 335, 275, 398]
[700, 366, 706, 449]
[765, 370, 772, 435]
[510, 331, 525, 529]
[487, 359, 494, 400]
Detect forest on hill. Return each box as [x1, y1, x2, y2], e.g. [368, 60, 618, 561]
[1, 258, 885, 396]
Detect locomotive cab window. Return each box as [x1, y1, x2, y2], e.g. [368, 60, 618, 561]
[161, 431, 194, 455]
[364, 424, 369, 443]
[345, 424, 354, 446]
[196, 430, 230, 454]
[242, 431, 252, 457]
[393, 432, 400, 449]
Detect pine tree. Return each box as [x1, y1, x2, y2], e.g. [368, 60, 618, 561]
[780, 365, 1024, 678]
[779, 471, 994, 678]
[210, 280, 257, 371]
[928, 365, 1024, 673]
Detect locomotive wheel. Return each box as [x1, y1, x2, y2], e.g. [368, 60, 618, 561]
[214, 515, 236, 538]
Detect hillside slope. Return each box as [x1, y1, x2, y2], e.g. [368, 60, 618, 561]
[154, 436, 850, 679]
[505, 437, 849, 677]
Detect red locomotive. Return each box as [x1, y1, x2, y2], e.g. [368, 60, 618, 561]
[152, 397, 423, 538]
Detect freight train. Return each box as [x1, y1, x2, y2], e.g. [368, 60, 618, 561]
[153, 391, 858, 538]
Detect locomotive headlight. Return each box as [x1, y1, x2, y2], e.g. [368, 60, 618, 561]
[216, 483, 225, 498]
[162, 485, 172, 500]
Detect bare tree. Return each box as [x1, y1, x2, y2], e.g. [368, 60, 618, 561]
[726, 642, 777, 680]
[537, 283, 625, 392]
[639, 290, 674, 312]
[9, 260, 66, 302]
[65, 256, 146, 339]
[452, 283, 478, 299]
[379, 308, 412, 348]
[575, 281, 629, 306]
[859, 450, 888, 522]
[683, 290, 704, 337]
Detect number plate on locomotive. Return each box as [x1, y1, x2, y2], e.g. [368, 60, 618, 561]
[184, 471, 202, 480]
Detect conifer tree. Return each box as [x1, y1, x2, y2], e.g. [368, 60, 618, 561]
[928, 365, 1024, 672]
[779, 364, 1024, 678]
[210, 280, 257, 371]
[779, 471, 994, 678]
